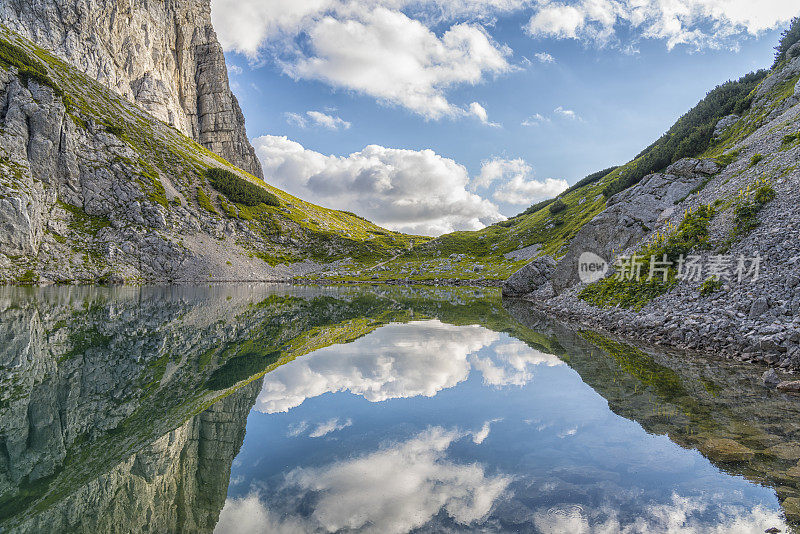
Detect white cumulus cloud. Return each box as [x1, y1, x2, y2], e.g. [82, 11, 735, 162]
[255, 321, 566, 413]
[554, 105, 580, 120]
[255, 321, 499, 413]
[521, 112, 550, 126]
[534, 51, 555, 63]
[211, 1, 515, 119]
[283, 8, 512, 119]
[309, 418, 353, 437]
[285, 110, 352, 130]
[474, 158, 568, 205]
[253, 135, 504, 235]
[525, 0, 800, 50]
[469, 102, 501, 127]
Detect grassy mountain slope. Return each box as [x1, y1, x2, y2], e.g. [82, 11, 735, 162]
[0, 27, 427, 284]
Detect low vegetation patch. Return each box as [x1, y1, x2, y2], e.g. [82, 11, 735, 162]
[750, 154, 764, 166]
[579, 205, 715, 310]
[782, 132, 800, 145]
[732, 180, 776, 238]
[699, 276, 724, 296]
[715, 150, 739, 167]
[196, 187, 217, 214]
[205, 168, 279, 207]
[0, 37, 64, 98]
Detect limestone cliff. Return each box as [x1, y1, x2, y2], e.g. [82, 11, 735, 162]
[0, 0, 263, 178]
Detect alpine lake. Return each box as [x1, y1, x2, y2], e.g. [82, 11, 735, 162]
[1, 284, 799, 533]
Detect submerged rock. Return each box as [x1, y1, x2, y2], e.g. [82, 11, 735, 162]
[698, 438, 755, 463]
[763, 368, 781, 387]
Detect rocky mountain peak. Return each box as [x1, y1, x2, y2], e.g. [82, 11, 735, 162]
[0, 0, 263, 178]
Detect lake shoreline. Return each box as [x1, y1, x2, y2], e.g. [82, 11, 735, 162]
[508, 288, 800, 375]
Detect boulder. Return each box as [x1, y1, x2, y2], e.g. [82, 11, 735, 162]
[763, 368, 781, 387]
[713, 114, 739, 139]
[502, 256, 556, 297]
[777, 381, 800, 393]
[765, 441, 800, 460]
[551, 159, 716, 292]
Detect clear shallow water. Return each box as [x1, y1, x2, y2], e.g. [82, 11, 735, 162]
[0, 285, 798, 533]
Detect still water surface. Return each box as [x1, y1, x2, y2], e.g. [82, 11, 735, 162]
[0, 284, 798, 533]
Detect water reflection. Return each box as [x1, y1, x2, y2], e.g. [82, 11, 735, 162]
[0, 285, 798, 533]
[255, 321, 562, 413]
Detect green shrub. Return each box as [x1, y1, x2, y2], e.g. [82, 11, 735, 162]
[782, 132, 800, 145]
[549, 198, 567, 214]
[105, 123, 125, 137]
[18, 269, 39, 285]
[561, 166, 619, 196]
[516, 198, 556, 217]
[754, 184, 776, 204]
[749, 154, 763, 166]
[205, 168, 279, 207]
[733, 184, 775, 237]
[715, 150, 739, 166]
[699, 276, 724, 296]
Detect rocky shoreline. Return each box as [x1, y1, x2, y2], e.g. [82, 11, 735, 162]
[509, 291, 799, 372]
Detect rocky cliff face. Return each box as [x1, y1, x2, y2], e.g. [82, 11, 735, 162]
[0, 28, 414, 284]
[0, 0, 263, 179]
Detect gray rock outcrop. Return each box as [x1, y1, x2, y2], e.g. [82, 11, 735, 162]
[0, 0, 263, 178]
[550, 158, 719, 291]
[502, 255, 555, 297]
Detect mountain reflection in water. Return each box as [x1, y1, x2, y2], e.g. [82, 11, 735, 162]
[0, 284, 798, 533]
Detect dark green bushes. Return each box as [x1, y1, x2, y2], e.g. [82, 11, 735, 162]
[548, 198, 567, 214]
[774, 17, 800, 67]
[602, 70, 767, 198]
[733, 184, 775, 238]
[206, 350, 281, 390]
[562, 166, 618, 196]
[699, 276, 724, 296]
[782, 132, 800, 145]
[205, 168, 279, 207]
[516, 198, 556, 217]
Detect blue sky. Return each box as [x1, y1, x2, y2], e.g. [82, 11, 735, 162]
[210, 1, 799, 235]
